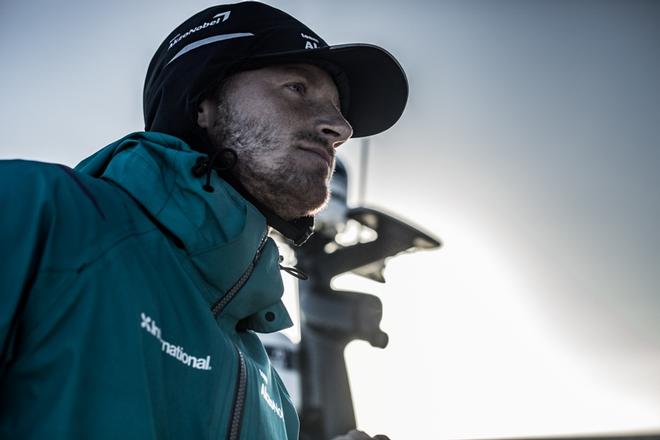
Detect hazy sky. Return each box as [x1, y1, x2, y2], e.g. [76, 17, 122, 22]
[1, 0, 659, 438]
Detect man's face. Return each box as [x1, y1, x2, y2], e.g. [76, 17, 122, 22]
[197, 63, 353, 221]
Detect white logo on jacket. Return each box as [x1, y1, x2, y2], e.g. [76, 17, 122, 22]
[140, 313, 212, 371]
[258, 369, 284, 419]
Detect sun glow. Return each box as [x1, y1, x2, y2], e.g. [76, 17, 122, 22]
[334, 214, 659, 439]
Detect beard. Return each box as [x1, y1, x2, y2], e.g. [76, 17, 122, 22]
[207, 99, 334, 221]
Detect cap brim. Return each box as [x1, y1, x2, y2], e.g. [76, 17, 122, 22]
[248, 43, 408, 138]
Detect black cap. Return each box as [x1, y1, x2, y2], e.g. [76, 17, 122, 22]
[143, 1, 408, 150]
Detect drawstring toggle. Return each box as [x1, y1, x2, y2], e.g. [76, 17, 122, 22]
[278, 255, 309, 280]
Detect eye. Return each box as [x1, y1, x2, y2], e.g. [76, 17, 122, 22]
[285, 82, 306, 95]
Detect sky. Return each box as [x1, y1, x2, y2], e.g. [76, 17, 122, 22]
[1, 0, 659, 438]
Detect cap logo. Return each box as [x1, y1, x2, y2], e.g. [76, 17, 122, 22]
[168, 11, 232, 50]
[301, 33, 319, 49]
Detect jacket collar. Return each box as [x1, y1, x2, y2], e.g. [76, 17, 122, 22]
[75, 131, 292, 331]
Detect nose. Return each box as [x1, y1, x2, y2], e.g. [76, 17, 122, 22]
[316, 106, 353, 149]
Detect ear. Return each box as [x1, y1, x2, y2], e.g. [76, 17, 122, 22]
[197, 99, 215, 129]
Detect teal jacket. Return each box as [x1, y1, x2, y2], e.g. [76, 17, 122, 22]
[0, 132, 299, 439]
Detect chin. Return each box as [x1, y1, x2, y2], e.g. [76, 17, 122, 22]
[305, 200, 329, 217]
[279, 185, 329, 220]
[247, 165, 331, 220]
[302, 188, 331, 217]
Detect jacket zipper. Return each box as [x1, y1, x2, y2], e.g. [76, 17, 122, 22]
[211, 230, 269, 317]
[213, 229, 268, 440]
[228, 349, 247, 440]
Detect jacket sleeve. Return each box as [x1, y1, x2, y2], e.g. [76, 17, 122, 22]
[0, 160, 53, 365]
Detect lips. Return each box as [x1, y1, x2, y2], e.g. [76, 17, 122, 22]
[299, 145, 333, 167]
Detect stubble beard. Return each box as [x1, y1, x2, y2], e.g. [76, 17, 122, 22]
[208, 100, 332, 221]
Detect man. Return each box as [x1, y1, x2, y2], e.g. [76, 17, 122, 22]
[0, 2, 406, 439]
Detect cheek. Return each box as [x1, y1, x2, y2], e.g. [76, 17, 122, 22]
[256, 90, 313, 127]
[246, 102, 292, 131]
